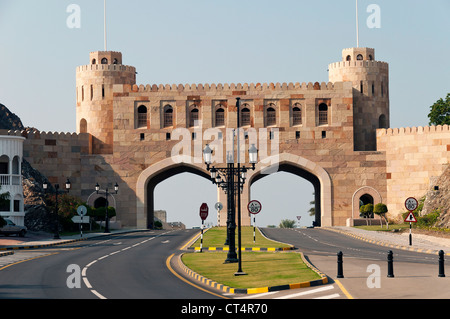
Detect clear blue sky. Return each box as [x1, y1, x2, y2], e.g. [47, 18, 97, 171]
[1, 1, 449, 228]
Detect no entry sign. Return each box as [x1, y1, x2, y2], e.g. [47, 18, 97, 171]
[199, 203, 209, 221]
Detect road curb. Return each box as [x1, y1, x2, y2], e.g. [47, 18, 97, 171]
[323, 227, 450, 256]
[0, 229, 150, 251]
[188, 246, 295, 252]
[177, 251, 329, 295]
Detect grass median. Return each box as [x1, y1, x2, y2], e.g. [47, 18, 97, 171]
[190, 227, 292, 249]
[183, 227, 322, 289]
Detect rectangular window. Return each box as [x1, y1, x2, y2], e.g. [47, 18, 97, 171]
[296, 131, 301, 139]
[322, 131, 327, 139]
[166, 133, 171, 141]
[140, 133, 145, 141]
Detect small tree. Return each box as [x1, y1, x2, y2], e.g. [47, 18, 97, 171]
[428, 93, 450, 126]
[374, 203, 389, 229]
[279, 219, 296, 229]
[360, 204, 374, 226]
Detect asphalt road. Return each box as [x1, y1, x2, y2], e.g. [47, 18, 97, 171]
[0, 229, 220, 300]
[260, 228, 450, 299]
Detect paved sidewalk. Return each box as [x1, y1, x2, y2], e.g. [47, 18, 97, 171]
[325, 226, 450, 255]
[0, 229, 148, 250]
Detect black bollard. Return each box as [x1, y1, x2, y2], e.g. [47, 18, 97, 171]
[337, 251, 344, 278]
[438, 250, 445, 278]
[387, 250, 394, 278]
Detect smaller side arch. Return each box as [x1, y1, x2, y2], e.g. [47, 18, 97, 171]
[351, 186, 383, 223]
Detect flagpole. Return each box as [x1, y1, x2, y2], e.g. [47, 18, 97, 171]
[356, 0, 360, 48]
[104, 0, 107, 51]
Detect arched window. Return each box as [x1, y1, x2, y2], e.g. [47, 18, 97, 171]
[318, 103, 328, 126]
[369, 55, 373, 61]
[80, 119, 88, 133]
[346, 55, 352, 61]
[241, 107, 251, 127]
[164, 105, 173, 128]
[292, 104, 302, 126]
[101, 58, 108, 65]
[215, 108, 225, 127]
[359, 194, 374, 218]
[92, 59, 96, 65]
[266, 105, 276, 126]
[190, 108, 199, 127]
[137, 105, 148, 128]
[0, 155, 9, 175]
[113, 58, 118, 64]
[356, 54, 363, 61]
[379, 114, 387, 129]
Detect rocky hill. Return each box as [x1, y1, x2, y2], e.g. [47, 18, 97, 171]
[0, 103, 24, 130]
[422, 165, 450, 228]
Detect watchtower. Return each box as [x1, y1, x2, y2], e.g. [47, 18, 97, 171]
[328, 48, 390, 151]
[76, 51, 136, 154]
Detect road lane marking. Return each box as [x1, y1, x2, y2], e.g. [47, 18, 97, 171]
[335, 279, 354, 299]
[274, 285, 334, 299]
[314, 293, 340, 299]
[166, 253, 229, 300]
[82, 230, 173, 299]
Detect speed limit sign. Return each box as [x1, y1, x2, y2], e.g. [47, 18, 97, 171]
[405, 197, 418, 212]
[248, 200, 262, 215]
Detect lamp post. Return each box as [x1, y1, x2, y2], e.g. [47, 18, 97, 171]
[43, 179, 71, 239]
[203, 98, 258, 272]
[95, 182, 119, 233]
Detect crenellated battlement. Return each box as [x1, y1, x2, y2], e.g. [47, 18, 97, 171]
[124, 81, 340, 94]
[377, 125, 450, 137]
[76, 64, 136, 73]
[6, 129, 88, 141]
[328, 60, 389, 70]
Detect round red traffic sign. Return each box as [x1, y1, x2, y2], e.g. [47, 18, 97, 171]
[248, 200, 262, 215]
[199, 203, 209, 221]
[405, 197, 418, 212]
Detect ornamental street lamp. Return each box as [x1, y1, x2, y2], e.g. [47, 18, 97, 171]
[203, 97, 258, 274]
[43, 179, 71, 239]
[95, 182, 119, 233]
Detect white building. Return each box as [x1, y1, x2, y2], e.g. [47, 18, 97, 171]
[0, 134, 25, 226]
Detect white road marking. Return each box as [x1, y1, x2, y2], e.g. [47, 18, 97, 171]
[274, 285, 335, 299]
[81, 231, 173, 299]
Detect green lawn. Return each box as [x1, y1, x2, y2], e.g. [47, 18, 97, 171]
[190, 227, 292, 249]
[182, 252, 322, 289]
[183, 227, 322, 289]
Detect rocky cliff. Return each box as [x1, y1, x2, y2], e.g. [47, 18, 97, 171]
[422, 165, 450, 228]
[0, 103, 24, 130]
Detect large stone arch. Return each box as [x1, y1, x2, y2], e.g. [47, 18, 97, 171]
[136, 158, 210, 229]
[246, 153, 332, 227]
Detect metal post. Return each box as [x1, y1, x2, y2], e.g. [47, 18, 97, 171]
[235, 97, 246, 276]
[200, 220, 204, 253]
[387, 250, 394, 278]
[54, 184, 60, 240]
[225, 161, 238, 263]
[439, 250, 445, 278]
[337, 251, 344, 278]
[409, 222, 412, 246]
[104, 188, 110, 234]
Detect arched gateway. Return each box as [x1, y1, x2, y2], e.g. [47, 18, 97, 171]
[136, 153, 332, 228]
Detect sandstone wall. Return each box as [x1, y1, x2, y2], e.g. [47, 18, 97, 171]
[377, 125, 450, 220]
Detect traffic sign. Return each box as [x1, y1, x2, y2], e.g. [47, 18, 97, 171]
[248, 200, 262, 215]
[215, 202, 223, 211]
[405, 197, 418, 212]
[77, 205, 87, 216]
[404, 212, 417, 223]
[199, 203, 209, 221]
[72, 216, 90, 224]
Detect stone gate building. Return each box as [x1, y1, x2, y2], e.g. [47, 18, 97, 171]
[6, 47, 450, 228]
